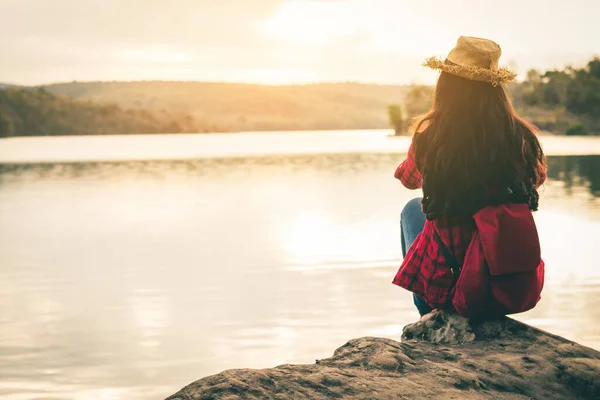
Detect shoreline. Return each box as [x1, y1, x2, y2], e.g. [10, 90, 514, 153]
[1, 130, 600, 165]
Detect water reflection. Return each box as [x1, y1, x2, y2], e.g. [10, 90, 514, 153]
[547, 155, 600, 196]
[2, 153, 600, 197]
[0, 153, 598, 400]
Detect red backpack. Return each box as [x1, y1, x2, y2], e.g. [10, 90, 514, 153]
[437, 203, 544, 317]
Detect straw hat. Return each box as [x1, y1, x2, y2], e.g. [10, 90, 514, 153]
[424, 36, 517, 86]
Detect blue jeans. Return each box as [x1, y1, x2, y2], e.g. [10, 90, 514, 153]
[401, 197, 433, 316]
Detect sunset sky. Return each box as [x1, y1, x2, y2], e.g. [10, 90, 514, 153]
[1, 0, 598, 85]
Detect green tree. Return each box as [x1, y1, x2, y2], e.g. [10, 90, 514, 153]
[387, 104, 404, 135]
[510, 57, 600, 134]
[522, 69, 543, 106]
[565, 123, 587, 136]
[566, 58, 600, 119]
[541, 70, 570, 107]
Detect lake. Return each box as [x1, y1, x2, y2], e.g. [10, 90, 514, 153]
[1, 130, 599, 400]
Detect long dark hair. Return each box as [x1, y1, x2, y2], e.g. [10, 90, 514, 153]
[413, 72, 547, 220]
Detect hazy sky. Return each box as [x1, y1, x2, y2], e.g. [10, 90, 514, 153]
[1, 0, 598, 85]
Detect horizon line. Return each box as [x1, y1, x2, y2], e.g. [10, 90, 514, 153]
[2, 79, 430, 88]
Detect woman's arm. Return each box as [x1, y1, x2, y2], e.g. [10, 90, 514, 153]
[394, 143, 422, 190]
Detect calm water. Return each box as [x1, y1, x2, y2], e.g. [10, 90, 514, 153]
[1, 133, 599, 400]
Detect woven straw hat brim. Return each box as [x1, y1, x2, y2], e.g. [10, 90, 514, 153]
[423, 56, 517, 87]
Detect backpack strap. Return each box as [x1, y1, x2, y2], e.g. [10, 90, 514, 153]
[433, 228, 462, 280]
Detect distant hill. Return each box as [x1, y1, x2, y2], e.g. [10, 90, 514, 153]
[4, 56, 598, 137]
[45, 82, 409, 132]
[0, 87, 205, 138]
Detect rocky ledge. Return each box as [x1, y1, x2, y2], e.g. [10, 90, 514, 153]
[167, 311, 600, 399]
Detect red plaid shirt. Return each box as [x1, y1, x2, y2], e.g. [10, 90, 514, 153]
[392, 143, 546, 309]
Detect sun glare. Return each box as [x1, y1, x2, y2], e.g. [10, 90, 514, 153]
[263, 0, 360, 46]
[121, 46, 193, 64]
[260, 0, 447, 84]
[263, 0, 448, 54]
[236, 69, 320, 85]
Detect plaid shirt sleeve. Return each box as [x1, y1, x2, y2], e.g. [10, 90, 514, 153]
[394, 143, 422, 189]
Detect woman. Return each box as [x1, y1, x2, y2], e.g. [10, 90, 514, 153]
[393, 37, 547, 317]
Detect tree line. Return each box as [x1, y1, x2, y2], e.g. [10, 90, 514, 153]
[1, 82, 411, 136]
[0, 87, 212, 138]
[511, 57, 600, 135]
[1, 58, 598, 138]
[389, 57, 600, 136]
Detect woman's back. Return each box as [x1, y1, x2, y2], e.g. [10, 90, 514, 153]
[393, 36, 547, 316]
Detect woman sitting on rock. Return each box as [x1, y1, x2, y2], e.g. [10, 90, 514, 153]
[393, 37, 547, 318]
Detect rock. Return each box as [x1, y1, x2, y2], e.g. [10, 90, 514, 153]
[401, 310, 512, 344]
[167, 311, 600, 400]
